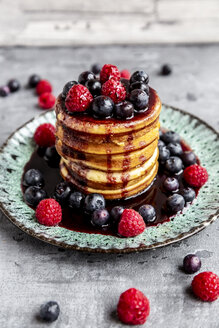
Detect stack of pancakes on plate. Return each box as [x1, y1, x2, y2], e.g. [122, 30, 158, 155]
[55, 88, 161, 199]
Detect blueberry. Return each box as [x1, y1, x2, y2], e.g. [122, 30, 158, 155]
[159, 146, 170, 163]
[68, 191, 85, 209]
[129, 82, 149, 94]
[28, 74, 41, 88]
[91, 96, 114, 118]
[158, 139, 165, 149]
[181, 151, 197, 167]
[85, 79, 101, 97]
[39, 301, 60, 322]
[129, 89, 149, 111]
[24, 186, 47, 207]
[0, 86, 10, 97]
[23, 169, 44, 187]
[91, 63, 101, 74]
[7, 79, 20, 92]
[120, 78, 130, 93]
[181, 187, 196, 203]
[183, 254, 201, 274]
[114, 101, 134, 119]
[62, 81, 78, 99]
[167, 142, 183, 156]
[78, 71, 96, 85]
[44, 146, 60, 167]
[166, 194, 185, 213]
[110, 206, 124, 223]
[130, 71, 149, 84]
[163, 177, 179, 192]
[161, 131, 180, 144]
[54, 182, 71, 205]
[165, 156, 183, 174]
[159, 130, 163, 139]
[91, 208, 110, 227]
[160, 64, 172, 76]
[139, 205, 156, 223]
[84, 193, 105, 213]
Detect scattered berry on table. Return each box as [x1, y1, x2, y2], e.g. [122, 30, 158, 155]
[39, 301, 60, 322]
[91, 95, 114, 118]
[38, 92, 56, 109]
[183, 254, 201, 274]
[44, 146, 60, 167]
[68, 191, 85, 209]
[165, 156, 183, 174]
[163, 177, 179, 193]
[118, 209, 145, 237]
[139, 204, 156, 224]
[130, 70, 149, 84]
[192, 272, 219, 302]
[91, 208, 110, 227]
[181, 151, 197, 167]
[181, 187, 196, 203]
[167, 142, 183, 156]
[117, 288, 150, 325]
[166, 194, 185, 213]
[100, 64, 120, 83]
[78, 71, 96, 85]
[110, 206, 124, 224]
[160, 64, 172, 76]
[36, 80, 52, 95]
[62, 81, 77, 99]
[161, 131, 180, 144]
[85, 79, 102, 97]
[54, 182, 71, 205]
[24, 186, 47, 207]
[129, 81, 149, 94]
[102, 78, 126, 104]
[65, 84, 93, 112]
[36, 198, 62, 226]
[7, 79, 20, 92]
[129, 89, 149, 111]
[183, 164, 208, 188]
[0, 86, 10, 97]
[91, 63, 101, 75]
[23, 169, 44, 187]
[84, 193, 106, 214]
[114, 101, 134, 119]
[34, 123, 56, 147]
[120, 69, 131, 79]
[158, 146, 170, 163]
[28, 74, 41, 88]
[120, 78, 130, 93]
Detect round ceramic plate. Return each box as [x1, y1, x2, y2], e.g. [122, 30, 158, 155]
[0, 105, 218, 253]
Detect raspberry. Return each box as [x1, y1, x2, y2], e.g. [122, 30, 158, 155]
[102, 78, 126, 104]
[192, 272, 219, 302]
[36, 80, 52, 95]
[38, 92, 56, 109]
[183, 164, 208, 188]
[120, 69, 131, 79]
[100, 64, 120, 83]
[65, 84, 93, 112]
[34, 123, 56, 147]
[117, 288, 150, 325]
[118, 209, 146, 237]
[36, 198, 62, 226]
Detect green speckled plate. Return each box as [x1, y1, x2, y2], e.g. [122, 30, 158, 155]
[0, 105, 218, 253]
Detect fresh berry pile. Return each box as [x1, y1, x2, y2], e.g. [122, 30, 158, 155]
[61, 64, 150, 119]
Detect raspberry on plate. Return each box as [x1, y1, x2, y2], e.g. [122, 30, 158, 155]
[100, 64, 120, 83]
[117, 288, 150, 325]
[34, 123, 56, 147]
[36, 80, 52, 95]
[38, 92, 56, 109]
[102, 78, 126, 104]
[118, 209, 146, 237]
[36, 198, 62, 226]
[183, 164, 208, 188]
[192, 272, 219, 302]
[65, 84, 93, 112]
[120, 69, 131, 79]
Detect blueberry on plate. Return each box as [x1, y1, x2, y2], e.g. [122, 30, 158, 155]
[7, 79, 20, 92]
[165, 156, 183, 174]
[159, 146, 170, 163]
[159, 129, 163, 139]
[68, 191, 85, 209]
[160, 64, 172, 76]
[163, 177, 179, 193]
[114, 101, 134, 119]
[23, 169, 44, 187]
[130, 70, 149, 84]
[84, 193, 106, 213]
[129, 81, 149, 94]
[167, 142, 183, 156]
[85, 79, 101, 97]
[24, 186, 47, 207]
[181, 151, 197, 167]
[62, 81, 77, 99]
[91, 95, 114, 118]
[44, 146, 60, 167]
[91, 208, 110, 227]
[166, 194, 185, 213]
[139, 204, 156, 224]
[158, 139, 165, 149]
[78, 71, 96, 85]
[120, 78, 130, 93]
[54, 182, 71, 205]
[161, 131, 180, 144]
[129, 89, 149, 111]
[0, 86, 10, 97]
[183, 254, 201, 274]
[39, 301, 60, 322]
[110, 206, 124, 223]
[28, 74, 41, 88]
[181, 187, 196, 203]
[91, 63, 101, 75]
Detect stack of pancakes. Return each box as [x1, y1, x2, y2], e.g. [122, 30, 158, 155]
[55, 88, 161, 199]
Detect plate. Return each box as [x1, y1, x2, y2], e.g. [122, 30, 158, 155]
[0, 105, 218, 253]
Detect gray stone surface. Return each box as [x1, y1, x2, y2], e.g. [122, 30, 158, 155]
[0, 45, 218, 328]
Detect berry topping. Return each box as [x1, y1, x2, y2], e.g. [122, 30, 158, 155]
[117, 288, 150, 325]
[62, 81, 77, 99]
[44, 146, 60, 168]
[159, 146, 170, 163]
[91, 63, 101, 74]
[118, 209, 146, 237]
[110, 206, 124, 224]
[36, 198, 62, 226]
[91, 95, 114, 118]
[161, 64, 172, 76]
[120, 69, 131, 79]
[34, 123, 56, 147]
[181, 151, 197, 167]
[163, 177, 179, 193]
[183, 164, 208, 188]
[65, 84, 93, 113]
[167, 142, 183, 156]
[114, 101, 134, 119]
[91, 208, 110, 227]
[84, 193, 106, 214]
[36, 80, 52, 95]
[192, 272, 219, 302]
[100, 64, 120, 83]
[68, 191, 85, 209]
[7, 79, 20, 92]
[38, 92, 56, 109]
[183, 254, 201, 274]
[166, 194, 185, 213]
[102, 78, 126, 104]
[24, 186, 47, 207]
[120, 78, 130, 93]
[85, 79, 102, 97]
[139, 204, 156, 224]
[181, 187, 196, 203]
[23, 169, 44, 187]
[39, 301, 60, 322]
[161, 131, 180, 144]
[28, 74, 41, 88]
[130, 81, 149, 94]
[165, 156, 183, 174]
[54, 182, 71, 205]
[0, 86, 10, 97]
[78, 71, 96, 85]
[130, 70, 149, 84]
[129, 89, 149, 111]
